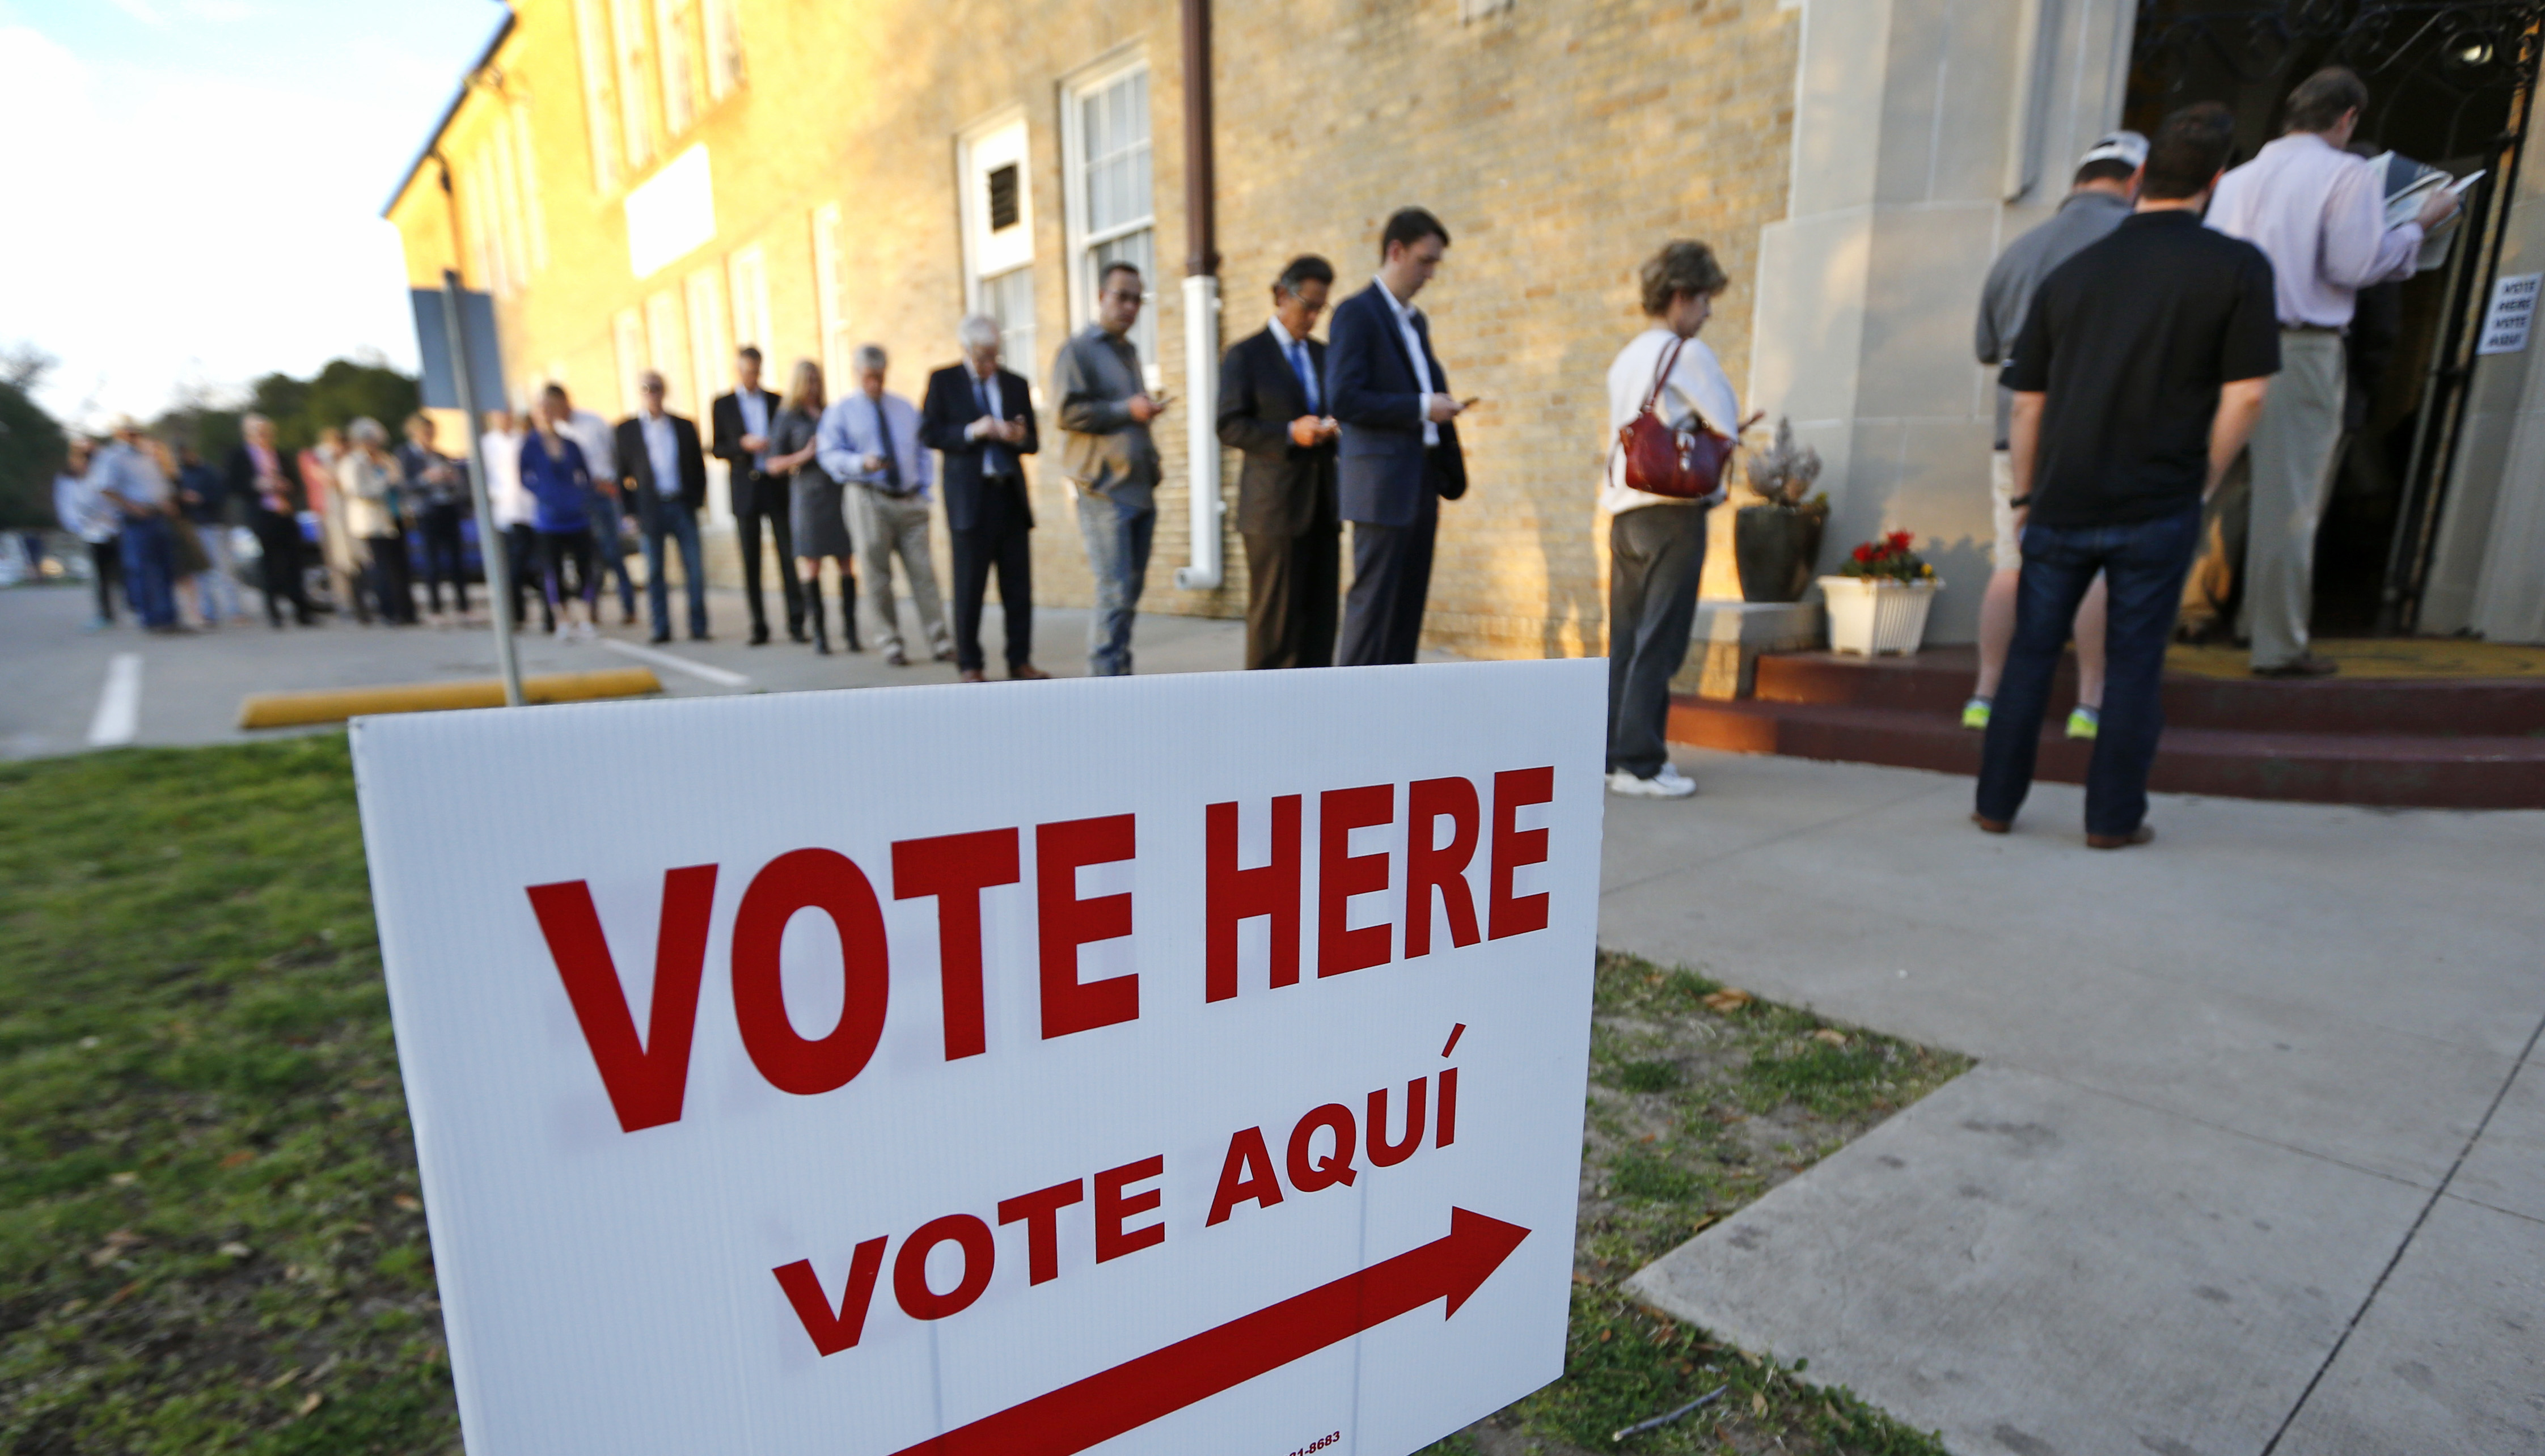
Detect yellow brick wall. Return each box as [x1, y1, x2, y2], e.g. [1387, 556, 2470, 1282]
[387, 0, 1796, 659]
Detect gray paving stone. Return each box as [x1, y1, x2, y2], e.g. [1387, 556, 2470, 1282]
[2453, 1057, 2545, 1224]
[1627, 1064, 2429, 1456]
[2273, 1194, 2545, 1455]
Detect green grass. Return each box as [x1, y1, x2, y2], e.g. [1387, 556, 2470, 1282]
[0, 741, 1960, 1456]
[1416, 953, 1966, 1455]
[0, 737, 456, 1454]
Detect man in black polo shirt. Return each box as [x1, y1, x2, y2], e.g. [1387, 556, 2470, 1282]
[1976, 102, 2279, 848]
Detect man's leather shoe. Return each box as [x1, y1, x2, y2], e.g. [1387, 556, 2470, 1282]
[1009, 663, 1051, 681]
[749, 625, 771, 646]
[885, 646, 909, 666]
[691, 633, 712, 643]
[649, 632, 672, 645]
[933, 647, 956, 663]
[959, 668, 988, 683]
[789, 625, 810, 644]
[2086, 824, 2156, 850]
[1971, 812, 2011, 835]
[2253, 654, 2339, 679]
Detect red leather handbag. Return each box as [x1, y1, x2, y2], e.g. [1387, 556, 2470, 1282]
[1616, 337, 1734, 500]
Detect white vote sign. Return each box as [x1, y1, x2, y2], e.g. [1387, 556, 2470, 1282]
[352, 660, 1604, 1456]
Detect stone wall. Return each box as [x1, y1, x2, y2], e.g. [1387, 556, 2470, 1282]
[388, 0, 1802, 661]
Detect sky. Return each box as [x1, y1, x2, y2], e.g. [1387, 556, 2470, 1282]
[0, 0, 506, 428]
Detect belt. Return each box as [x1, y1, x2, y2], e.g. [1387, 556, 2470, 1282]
[860, 480, 922, 499]
[2282, 323, 2345, 335]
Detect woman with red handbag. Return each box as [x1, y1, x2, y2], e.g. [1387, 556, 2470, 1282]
[1601, 240, 1751, 799]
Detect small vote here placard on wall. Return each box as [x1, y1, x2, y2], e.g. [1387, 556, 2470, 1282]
[350, 660, 1604, 1456]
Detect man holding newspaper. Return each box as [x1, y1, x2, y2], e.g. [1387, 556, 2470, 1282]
[2207, 65, 2463, 678]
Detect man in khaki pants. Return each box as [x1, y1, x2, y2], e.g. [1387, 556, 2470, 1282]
[2206, 65, 2457, 678]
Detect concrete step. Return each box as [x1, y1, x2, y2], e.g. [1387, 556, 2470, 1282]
[1755, 647, 2545, 738]
[1666, 693, 2545, 809]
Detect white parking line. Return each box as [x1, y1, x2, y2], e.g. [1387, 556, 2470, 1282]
[600, 637, 751, 689]
[87, 653, 142, 747]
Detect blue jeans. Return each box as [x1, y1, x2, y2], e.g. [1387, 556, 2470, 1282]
[642, 501, 709, 639]
[1075, 489, 1155, 676]
[1977, 506, 2201, 837]
[120, 514, 177, 628]
[590, 493, 638, 620]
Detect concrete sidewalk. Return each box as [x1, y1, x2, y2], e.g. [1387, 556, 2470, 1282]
[1605, 749, 2545, 1455]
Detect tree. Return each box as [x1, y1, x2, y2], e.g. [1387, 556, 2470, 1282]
[0, 380, 68, 530]
[147, 357, 420, 465]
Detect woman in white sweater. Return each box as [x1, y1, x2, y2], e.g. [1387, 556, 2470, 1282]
[1601, 240, 1744, 799]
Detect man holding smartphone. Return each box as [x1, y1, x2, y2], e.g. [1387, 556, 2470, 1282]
[1053, 261, 1168, 676]
[1329, 206, 1469, 666]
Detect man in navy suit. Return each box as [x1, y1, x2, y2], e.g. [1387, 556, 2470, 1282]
[1328, 207, 1469, 665]
[920, 315, 1050, 682]
[1217, 253, 1341, 668]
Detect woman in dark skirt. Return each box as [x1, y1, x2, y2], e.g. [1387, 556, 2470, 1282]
[767, 360, 857, 654]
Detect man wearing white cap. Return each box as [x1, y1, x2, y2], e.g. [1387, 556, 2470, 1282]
[90, 417, 183, 631]
[1966, 129, 2146, 740]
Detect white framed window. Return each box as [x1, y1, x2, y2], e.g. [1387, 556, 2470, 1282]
[653, 0, 697, 137]
[726, 244, 771, 358]
[509, 103, 549, 272]
[645, 289, 688, 411]
[684, 266, 729, 420]
[703, 0, 743, 99]
[960, 115, 1037, 380]
[463, 148, 511, 297]
[485, 124, 531, 290]
[811, 204, 850, 389]
[612, 308, 648, 417]
[609, 0, 654, 171]
[572, 0, 620, 192]
[1062, 60, 1155, 380]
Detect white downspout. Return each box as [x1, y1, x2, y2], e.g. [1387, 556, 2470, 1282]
[1175, 273, 1223, 590]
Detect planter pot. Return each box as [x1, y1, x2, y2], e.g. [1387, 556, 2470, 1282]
[1819, 575, 1941, 656]
[1734, 506, 1826, 603]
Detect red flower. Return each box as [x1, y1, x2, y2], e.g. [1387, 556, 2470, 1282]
[1886, 530, 1913, 550]
[1852, 544, 1873, 563]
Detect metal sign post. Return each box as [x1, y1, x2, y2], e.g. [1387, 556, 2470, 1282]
[416, 274, 522, 706]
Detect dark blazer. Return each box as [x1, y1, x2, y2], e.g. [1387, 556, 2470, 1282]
[613, 412, 709, 524]
[1217, 327, 1338, 539]
[224, 443, 301, 514]
[919, 364, 1040, 534]
[709, 388, 783, 517]
[1326, 281, 1467, 527]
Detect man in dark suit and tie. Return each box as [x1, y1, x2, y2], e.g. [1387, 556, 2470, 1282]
[920, 315, 1049, 682]
[223, 412, 316, 628]
[1329, 207, 1469, 665]
[710, 346, 805, 646]
[1218, 255, 1342, 668]
[615, 371, 713, 642]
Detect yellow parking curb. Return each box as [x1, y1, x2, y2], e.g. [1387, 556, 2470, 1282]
[238, 668, 663, 729]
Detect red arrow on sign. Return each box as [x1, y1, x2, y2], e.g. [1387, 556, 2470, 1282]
[889, 1207, 1531, 1456]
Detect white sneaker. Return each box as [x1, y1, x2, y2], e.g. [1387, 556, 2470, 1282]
[1608, 768, 1698, 799]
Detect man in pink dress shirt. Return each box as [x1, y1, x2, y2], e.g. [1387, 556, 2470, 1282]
[2205, 66, 2458, 677]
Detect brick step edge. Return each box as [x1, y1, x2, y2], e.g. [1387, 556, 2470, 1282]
[1751, 651, 2545, 738]
[1667, 696, 2545, 810]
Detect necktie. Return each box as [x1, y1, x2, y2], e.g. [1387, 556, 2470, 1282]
[1410, 311, 1434, 389]
[1288, 340, 1318, 413]
[872, 397, 903, 490]
[975, 375, 1009, 477]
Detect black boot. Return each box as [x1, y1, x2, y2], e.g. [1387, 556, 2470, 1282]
[839, 568, 862, 652]
[808, 585, 830, 655]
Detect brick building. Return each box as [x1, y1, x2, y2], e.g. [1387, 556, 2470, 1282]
[387, 0, 2545, 655]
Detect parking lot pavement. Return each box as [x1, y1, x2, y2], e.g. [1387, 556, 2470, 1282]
[1, 580, 1279, 760]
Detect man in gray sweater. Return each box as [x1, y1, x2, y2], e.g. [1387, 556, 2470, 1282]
[1053, 261, 1168, 676]
[1966, 130, 2146, 740]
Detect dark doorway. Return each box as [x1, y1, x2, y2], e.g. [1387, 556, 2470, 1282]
[2125, 0, 2540, 634]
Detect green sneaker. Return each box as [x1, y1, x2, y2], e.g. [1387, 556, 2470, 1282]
[1961, 696, 1992, 731]
[2066, 705, 2101, 740]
